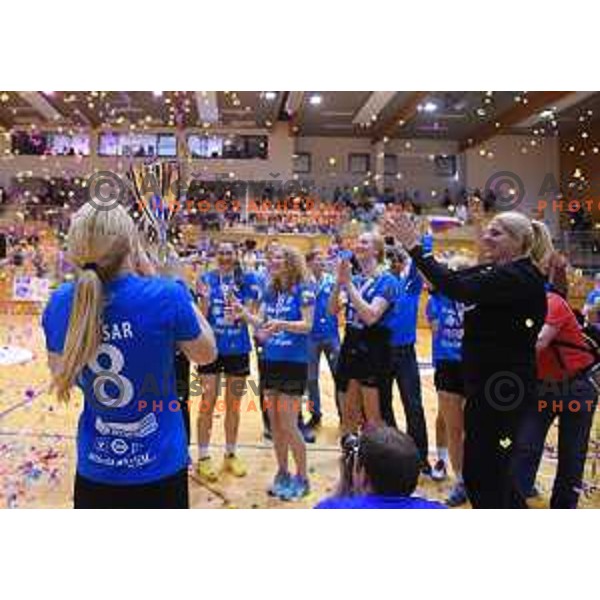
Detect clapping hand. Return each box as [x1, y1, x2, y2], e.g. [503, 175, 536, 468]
[383, 212, 420, 251]
[262, 320, 285, 335]
[336, 258, 352, 285]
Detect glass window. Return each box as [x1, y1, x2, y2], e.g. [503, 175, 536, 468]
[11, 131, 90, 156]
[293, 153, 311, 173]
[97, 133, 177, 157]
[187, 134, 268, 159]
[348, 153, 370, 174]
[384, 154, 398, 175]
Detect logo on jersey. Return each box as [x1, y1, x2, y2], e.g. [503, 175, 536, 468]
[110, 439, 129, 455]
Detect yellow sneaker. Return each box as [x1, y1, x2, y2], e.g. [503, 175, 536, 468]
[223, 454, 247, 478]
[196, 457, 218, 482]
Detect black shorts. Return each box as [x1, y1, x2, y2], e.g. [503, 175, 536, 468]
[197, 353, 250, 377]
[74, 468, 189, 509]
[434, 360, 465, 396]
[263, 360, 308, 396]
[336, 326, 392, 392]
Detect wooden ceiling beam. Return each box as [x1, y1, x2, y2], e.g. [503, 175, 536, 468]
[458, 91, 575, 151]
[371, 91, 429, 142]
[286, 91, 305, 136]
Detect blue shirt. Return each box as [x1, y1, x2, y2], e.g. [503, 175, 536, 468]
[345, 271, 399, 331]
[263, 284, 315, 363]
[426, 293, 464, 364]
[310, 273, 339, 342]
[389, 259, 423, 346]
[585, 288, 600, 308]
[42, 275, 200, 485]
[388, 234, 432, 347]
[314, 494, 446, 509]
[201, 269, 260, 356]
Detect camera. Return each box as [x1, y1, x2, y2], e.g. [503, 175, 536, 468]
[337, 434, 360, 496]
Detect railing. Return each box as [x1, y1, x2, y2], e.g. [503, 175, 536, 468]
[558, 231, 600, 274]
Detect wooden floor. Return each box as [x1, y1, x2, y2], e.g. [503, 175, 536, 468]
[0, 314, 598, 509]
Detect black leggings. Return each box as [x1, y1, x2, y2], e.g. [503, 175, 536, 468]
[463, 393, 528, 509]
[74, 469, 189, 509]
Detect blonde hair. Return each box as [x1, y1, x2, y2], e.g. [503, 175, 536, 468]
[530, 220, 555, 272]
[54, 203, 137, 403]
[491, 212, 535, 257]
[359, 231, 386, 264]
[270, 245, 308, 293]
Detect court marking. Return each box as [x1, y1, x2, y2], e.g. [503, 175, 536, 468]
[0, 384, 48, 421]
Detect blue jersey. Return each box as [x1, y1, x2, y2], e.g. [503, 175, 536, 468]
[201, 269, 260, 356]
[389, 259, 423, 347]
[345, 271, 399, 331]
[314, 494, 446, 509]
[42, 275, 200, 485]
[310, 273, 339, 342]
[426, 293, 464, 364]
[263, 284, 315, 363]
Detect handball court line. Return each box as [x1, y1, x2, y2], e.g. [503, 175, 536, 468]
[0, 384, 49, 421]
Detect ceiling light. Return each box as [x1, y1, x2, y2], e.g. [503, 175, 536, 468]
[153, 91, 163, 97]
[309, 94, 322, 106]
[264, 91, 277, 101]
[419, 101, 438, 113]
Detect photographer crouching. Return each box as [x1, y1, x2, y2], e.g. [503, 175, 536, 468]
[314, 427, 445, 509]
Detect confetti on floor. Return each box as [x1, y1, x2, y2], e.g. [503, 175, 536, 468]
[0, 316, 598, 509]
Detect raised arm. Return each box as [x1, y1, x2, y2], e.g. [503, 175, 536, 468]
[385, 213, 530, 305]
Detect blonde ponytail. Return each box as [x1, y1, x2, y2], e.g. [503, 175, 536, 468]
[53, 204, 136, 402]
[530, 219, 555, 272]
[54, 269, 103, 402]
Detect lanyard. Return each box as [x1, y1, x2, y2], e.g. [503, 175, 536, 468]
[274, 291, 288, 319]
